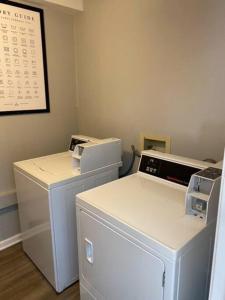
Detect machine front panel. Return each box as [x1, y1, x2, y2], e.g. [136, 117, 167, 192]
[78, 210, 165, 300]
[14, 169, 56, 288]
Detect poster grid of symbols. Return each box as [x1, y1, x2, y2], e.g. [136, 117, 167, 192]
[0, 3, 47, 112]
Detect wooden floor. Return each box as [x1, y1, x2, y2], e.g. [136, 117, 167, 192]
[0, 243, 80, 300]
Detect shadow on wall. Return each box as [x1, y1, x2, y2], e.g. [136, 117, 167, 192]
[0, 205, 20, 241]
[198, 121, 225, 161]
[174, 120, 225, 162]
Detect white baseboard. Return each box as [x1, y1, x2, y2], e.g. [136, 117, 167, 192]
[0, 233, 22, 251]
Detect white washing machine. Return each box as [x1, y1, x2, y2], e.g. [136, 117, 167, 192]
[76, 150, 222, 300]
[14, 135, 122, 293]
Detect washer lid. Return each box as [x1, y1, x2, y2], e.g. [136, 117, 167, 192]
[14, 152, 80, 188]
[77, 173, 206, 258]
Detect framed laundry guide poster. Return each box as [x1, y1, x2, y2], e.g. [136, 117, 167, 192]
[0, 1, 50, 115]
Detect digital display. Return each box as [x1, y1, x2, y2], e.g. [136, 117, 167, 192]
[139, 155, 201, 186]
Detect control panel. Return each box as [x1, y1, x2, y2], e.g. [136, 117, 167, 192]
[72, 138, 122, 174]
[139, 155, 201, 186]
[69, 138, 87, 152]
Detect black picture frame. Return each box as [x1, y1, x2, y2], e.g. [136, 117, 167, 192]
[0, 0, 50, 115]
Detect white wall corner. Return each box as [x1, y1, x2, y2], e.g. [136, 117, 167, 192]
[49, 0, 84, 11]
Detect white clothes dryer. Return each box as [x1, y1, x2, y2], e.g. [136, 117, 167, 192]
[76, 150, 221, 300]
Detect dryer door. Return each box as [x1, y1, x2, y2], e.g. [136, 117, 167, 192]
[78, 210, 165, 300]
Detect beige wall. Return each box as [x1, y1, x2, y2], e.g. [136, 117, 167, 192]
[0, 7, 78, 194]
[30, 0, 83, 11]
[75, 0, 225, 161]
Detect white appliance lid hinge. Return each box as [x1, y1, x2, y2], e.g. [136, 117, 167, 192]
[162, 271, 166, 287]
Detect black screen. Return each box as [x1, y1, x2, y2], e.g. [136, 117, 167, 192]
[139, 155, 201, 186]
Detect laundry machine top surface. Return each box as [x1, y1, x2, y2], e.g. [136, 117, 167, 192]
[77, 151, 214, 258]
[14, 152, 80, 188]
[77, 173, 207, 255]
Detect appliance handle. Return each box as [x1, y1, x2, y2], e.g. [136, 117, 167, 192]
[84, 238, 94, 264]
